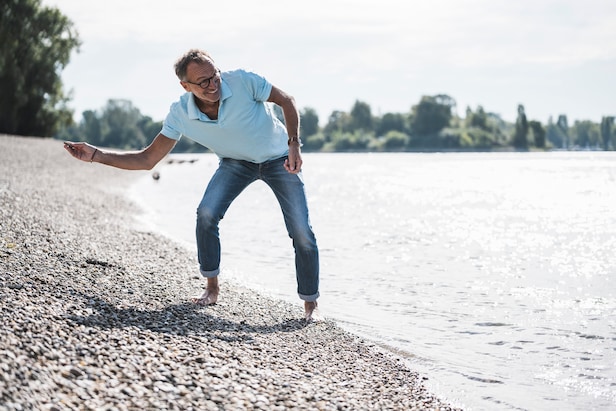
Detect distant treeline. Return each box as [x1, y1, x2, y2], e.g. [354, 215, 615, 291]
[55, 97, 616, 153]
[3, 1, 615, 152]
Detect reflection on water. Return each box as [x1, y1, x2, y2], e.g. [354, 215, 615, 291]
[131, 152, 616, 411]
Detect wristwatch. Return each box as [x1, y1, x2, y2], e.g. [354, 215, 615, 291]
[288, 136, 300, 145]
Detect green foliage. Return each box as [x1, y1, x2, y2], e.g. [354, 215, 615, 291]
[571, 120, 600, 149]
[411, 95, 455, 136]
[409, 128, 453, 150]
[557, 115, 569, 149]
[600, 116, 615, 150]
[376, 112, 408, 136]
[460, 107, 510, 149]
[300, 107, 319, 138]
[0, 0, 81, 136]
[81, 110, 102, 143]
[462, 127, 497, 149]
[349, 100, 373, 131]
[528, 120, 546, 149]
[53, 91, 612, 153]
[546, 117, 565, 149]
[56, 99, 192, 152]
[485, 112, 510, 146]
[465, 106, 489, 131]
[380, 130, 410, 151]
[97, 99, 148, 149]
[512, 104, 529, 150]
[302, 132, 326, 152]
[322, 130, 372, 152]
[323, 110, 351, 135]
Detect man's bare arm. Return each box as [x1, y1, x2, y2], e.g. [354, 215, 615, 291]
[64, 133, 177, 170]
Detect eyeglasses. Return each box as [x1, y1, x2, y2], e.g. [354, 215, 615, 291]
[184, 69, 221, 89]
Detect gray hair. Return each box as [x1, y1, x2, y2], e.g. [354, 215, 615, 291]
[174, 49, 214, 80]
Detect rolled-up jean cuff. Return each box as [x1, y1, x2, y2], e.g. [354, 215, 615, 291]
[200, 268, 220, 278]
[299, 291, 320, 302]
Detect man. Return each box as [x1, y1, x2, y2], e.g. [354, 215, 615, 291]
[64, 49, 321, 321]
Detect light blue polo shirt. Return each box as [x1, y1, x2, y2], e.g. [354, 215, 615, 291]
[161, 69, 290, 163]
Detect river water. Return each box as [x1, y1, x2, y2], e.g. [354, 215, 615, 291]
[130, 151, 616, 410]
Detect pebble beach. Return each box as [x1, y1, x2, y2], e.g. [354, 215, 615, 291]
[0, 135, 462, 411]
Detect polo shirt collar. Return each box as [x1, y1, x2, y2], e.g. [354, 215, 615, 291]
[186, 79, 233, 120]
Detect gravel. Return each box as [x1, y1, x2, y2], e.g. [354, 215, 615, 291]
[0, 135, 463, 410]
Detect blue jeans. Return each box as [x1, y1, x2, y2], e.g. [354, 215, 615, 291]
[195, 156, 320, 302]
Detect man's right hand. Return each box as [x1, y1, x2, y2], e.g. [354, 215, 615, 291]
[64, 141, 97, 163]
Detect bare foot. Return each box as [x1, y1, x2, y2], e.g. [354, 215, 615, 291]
[304, 301, 323, 323]
[192, 277, 219, 306]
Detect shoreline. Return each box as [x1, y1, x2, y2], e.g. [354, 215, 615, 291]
[0, 135, 463, 410]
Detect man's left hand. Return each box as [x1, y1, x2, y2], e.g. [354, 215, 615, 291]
[284, 144, 302, 174]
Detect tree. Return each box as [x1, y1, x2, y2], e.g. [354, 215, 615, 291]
[349, 100, 373, 131]
[137, 115, 163, 141]
[376, 112, 407, 136]
[546, 116, 563, 148]
[465, 105, 489, 131]
[380, 130, 410, 150]
[81, 110, 102, 143]
[60, 99, 170, 151]
[512, 104, 529, 150]
[300, 107, 319, 138]
[324, 130, 371, 152]
[0, 0, 81, 136]
[323, 110, 351, 136]
[571, 120, 600, 149]
[302, 133, 326, 152]
[411, 94, 455, 137]
[600, 116, 614, 150]
[98, 99, 147, 149]
[528, 120, 546, 149]
[557, 115, 569, 149]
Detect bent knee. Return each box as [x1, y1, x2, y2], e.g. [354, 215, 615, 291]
[196, 206, 221, 228]
[291, 229, 318, 250]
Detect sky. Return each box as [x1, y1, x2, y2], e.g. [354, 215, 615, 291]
[44, 0, 616, 125]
